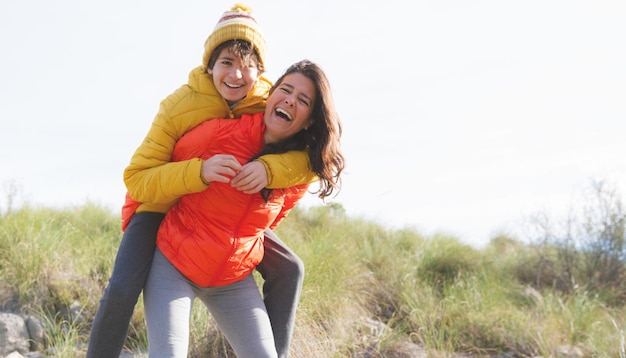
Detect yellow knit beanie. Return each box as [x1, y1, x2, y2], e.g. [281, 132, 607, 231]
[202, 3, 267, 71]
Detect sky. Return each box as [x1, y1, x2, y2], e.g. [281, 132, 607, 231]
[1, 0, 625, 248]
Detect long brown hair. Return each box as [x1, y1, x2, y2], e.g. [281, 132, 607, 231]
[254, 59, 345, 200]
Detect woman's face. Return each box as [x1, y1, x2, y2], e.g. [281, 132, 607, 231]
[263, 72, 315, 144]
[207, 48, 260, 104]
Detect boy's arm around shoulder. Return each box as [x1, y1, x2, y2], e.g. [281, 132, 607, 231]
[257, 150, 318, 189]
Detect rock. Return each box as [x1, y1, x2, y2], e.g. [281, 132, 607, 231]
[25, 315, 46, 351]
[555, 345, 584, 358]
[0, 312, 30, 356]
[5, 352, 25, 358]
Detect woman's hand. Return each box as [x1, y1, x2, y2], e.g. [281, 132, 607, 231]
[201, 154, 242, 184]
[230, 161, 268, 194]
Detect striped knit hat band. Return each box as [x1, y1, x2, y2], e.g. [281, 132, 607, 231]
[202, 3, 267, 70]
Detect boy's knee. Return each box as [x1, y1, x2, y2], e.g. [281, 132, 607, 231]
[260, 251, 305, 284]
[286, 254, 305, 282]
[281, 250, 304, 275]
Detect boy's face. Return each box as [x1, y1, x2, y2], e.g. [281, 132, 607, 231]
[207, 48, 260, 104]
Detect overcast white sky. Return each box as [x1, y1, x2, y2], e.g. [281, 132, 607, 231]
[1, 0, 625, 247]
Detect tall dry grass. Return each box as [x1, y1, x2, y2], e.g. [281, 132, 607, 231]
[1, 193, 626, 357]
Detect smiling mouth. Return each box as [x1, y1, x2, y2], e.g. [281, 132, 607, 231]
[225, 82, 243, 89]
[275, 108, 292, 121]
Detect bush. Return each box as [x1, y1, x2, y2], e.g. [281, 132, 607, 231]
[522, 180, 626, 305]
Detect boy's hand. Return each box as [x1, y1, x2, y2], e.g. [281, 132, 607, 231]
[231, 161, 268, 194]
[201, 154, 242, 184]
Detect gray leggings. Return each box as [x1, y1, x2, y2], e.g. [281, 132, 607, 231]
[143, 249, 277, 358]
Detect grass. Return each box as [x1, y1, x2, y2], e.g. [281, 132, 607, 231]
[1, 201, 626, 357]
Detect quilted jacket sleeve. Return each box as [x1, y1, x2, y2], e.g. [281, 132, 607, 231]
[123, 90, 210, 205]
[257, 150, 318, 189]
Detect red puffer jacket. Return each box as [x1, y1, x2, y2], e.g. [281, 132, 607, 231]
[156, 112, 309, 287]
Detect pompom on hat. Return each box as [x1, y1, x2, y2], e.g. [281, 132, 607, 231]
[202, 3, 267, 70]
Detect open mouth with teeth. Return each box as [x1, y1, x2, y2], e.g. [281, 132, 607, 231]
[275, 108, 293, 121]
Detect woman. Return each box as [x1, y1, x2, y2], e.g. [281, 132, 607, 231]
[143, 59, 344, 357]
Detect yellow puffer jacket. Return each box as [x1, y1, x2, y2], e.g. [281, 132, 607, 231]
[124, 66, 316, 214]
